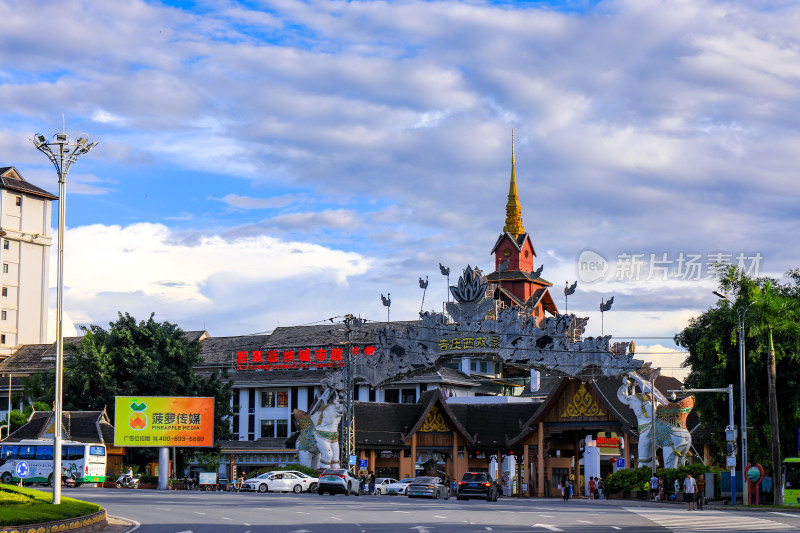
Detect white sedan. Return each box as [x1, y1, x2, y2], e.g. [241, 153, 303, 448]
[243, 472, 318, 493]
[384, 478, 415, 495]
[372, 477, 399, 494]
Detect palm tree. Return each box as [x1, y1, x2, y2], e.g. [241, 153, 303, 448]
[746, 281, 800, 506]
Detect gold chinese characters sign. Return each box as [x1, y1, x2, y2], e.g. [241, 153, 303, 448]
[438, 335, 501, 352]
[562, 384, 606, 418]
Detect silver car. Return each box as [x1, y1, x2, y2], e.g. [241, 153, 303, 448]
[317, 468, 360, 496]
[406, 476, 450, 499]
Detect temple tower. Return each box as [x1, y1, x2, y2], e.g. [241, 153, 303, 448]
[487, 133, 558, 324]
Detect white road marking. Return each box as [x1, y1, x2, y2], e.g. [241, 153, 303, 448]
[331, 516, 343, 521]
[531, 525, 563, 532]
[222, 517, 232, 521]
[193, 512, 205, 515]
[156, 507, 171, 511]
[538, 515, 553, 518]
[434, 515, 447, 518]
[297, 511, 310, 514]
[577, 520, 592, 523]
[771, 512, 799, 517]
[626, 507, 792, 530]
[109, 516, 140, 532]
[485, 528, 494, 531]
[394, 510, 411, 513]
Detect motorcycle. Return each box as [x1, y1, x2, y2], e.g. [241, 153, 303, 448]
[115, 473, 141, 489]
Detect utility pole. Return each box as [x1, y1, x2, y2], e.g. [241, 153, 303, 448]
[341, 314, 362, 473]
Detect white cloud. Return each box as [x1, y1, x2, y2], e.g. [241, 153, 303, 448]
[52, 223, 372, 331]
[92, 109, 127, 125]
[216, 193, 306, 210]
[633, 343, 690, 382]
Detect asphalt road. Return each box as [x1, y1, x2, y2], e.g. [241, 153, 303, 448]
[51, 487, 800, 533]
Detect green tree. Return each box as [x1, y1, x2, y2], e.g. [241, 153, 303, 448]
[63, 312, 234, 468]
[676, 268, 800, 504]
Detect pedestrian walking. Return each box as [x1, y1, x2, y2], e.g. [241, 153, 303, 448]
[589, 477, 597, 499]
[683, 473, 697, 511]
[368, 472, 376, 495]
[597, 477, 604, 500]
[562, 477, 571, 501]
[695, 474, 706, 510]
[650, 474, 659, 501]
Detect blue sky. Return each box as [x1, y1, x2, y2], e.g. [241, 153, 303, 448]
[3, 0, 800, 378]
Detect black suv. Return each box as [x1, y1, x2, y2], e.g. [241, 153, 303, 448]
[456, 472, 499, 501]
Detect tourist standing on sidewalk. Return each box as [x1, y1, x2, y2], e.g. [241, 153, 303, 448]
[650, 474, 659, 501]
[683, 473, 697, 511]
[589, 477, 597, 499]
[695, 474, 706, 510]
[657, 476, 665, 501]
[562, 477, 571, 501]
[674, 478, 680, 500]
[597, 477, 604, 500]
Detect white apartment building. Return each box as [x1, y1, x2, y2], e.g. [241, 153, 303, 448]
[0, 167, 55, 357]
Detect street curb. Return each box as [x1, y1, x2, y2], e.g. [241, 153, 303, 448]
[0, 509, 107, 533]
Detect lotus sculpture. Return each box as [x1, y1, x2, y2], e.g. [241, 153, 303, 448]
[449, 265, 487, 303]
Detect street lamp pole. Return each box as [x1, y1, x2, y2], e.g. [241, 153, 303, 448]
[31, 131, 98, 504]
[715, 291, 753, 504]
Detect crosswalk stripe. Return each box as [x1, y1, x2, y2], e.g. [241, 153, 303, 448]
[625, 508, 793, 531]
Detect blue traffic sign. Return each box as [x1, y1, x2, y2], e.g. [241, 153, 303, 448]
[359, 459, 368, 469]
[616, 458, 625, 468]
[15, 461, 30, 479]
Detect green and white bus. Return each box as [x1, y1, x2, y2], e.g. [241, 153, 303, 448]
[0, 439, 107, 485]
[784, 457, 800, 506]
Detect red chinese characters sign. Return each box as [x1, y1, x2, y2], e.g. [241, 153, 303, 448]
[234, 346, 377, 371]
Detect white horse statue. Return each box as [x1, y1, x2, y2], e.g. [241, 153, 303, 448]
[617, 376, 693, 469]
[294, 390, 344, 470]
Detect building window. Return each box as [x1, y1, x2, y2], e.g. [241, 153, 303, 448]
[2, 241, 7, 250]
[276, 419, 288, 438]
[261, 392, 275, 408]
[1, 288, 6, 297]
[260, 419, 287, 438]
[15, 197, 21, 207]
[2, 264, 7, 274]
[277, 391, 288, 407]
[0, 335, 5, 344]
[261, 419, 275, 438]
[261, 390, 289, 408]
[1, 311, 6, 320]
[384, 389, 399, 403]
[401, 388, 416, 404]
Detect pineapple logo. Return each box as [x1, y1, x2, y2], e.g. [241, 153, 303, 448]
[128, 400, 148, 431]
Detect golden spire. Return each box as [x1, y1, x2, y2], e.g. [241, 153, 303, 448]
[503, 129, 525, 236]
